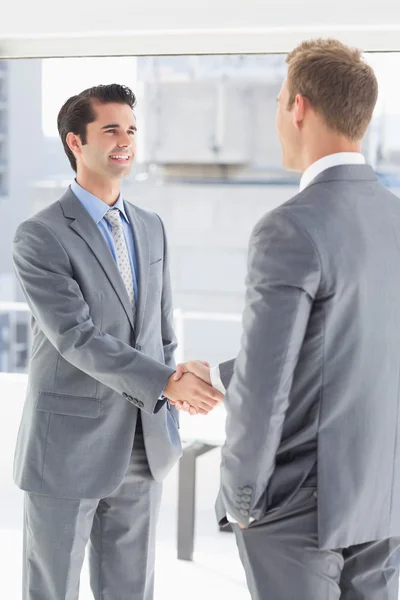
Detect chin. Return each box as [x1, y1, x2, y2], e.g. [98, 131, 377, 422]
[280, 147, 290, 170]
[281, 153, 290, 171]
[109, 165, 132, 179]
[121, 167, 132, 178]
[282, 155, 298, 172]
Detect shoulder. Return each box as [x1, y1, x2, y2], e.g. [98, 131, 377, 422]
[248, 196, 323, 284]
[252, 195, 314, 246]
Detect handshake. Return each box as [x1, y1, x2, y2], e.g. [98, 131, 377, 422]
[163, 361, 224, 416]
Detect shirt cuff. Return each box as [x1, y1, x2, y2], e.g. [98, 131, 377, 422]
[226, 513, 255, 525]
[210, 365, 226, 394]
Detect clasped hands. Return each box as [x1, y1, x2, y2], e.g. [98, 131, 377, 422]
[163, 361, 223, 416]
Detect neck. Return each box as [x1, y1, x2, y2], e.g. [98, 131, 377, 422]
[76, 171, 121, 206]
[300, 137, 361, 174]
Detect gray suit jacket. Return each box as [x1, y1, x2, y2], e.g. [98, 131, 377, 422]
[216, 165, 400, 549]
[12, 187, 182, 499]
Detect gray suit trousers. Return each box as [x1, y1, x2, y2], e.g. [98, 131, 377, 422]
[23, 427, 163, 600]
[233, 488, 400, 600]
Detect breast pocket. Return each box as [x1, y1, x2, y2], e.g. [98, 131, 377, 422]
[149, 258, 162, 278]
[150, 258, 162, 267]
[148, 259, 163, 298]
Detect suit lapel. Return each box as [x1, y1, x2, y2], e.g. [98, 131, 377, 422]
[60, 188, 135, 332]
[124, 201, 150, 336]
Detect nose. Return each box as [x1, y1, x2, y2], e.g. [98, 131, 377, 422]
[117, 132, 132, 148]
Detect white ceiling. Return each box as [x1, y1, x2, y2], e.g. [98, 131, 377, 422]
[1, 0, 400, 57]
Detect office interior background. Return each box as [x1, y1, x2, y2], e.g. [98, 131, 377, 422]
[1, 1, 400, 597]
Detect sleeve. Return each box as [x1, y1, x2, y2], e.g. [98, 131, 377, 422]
[219, 209, 321, 525]
[218, 359, 235, 390]
[210, 365, 227, 394]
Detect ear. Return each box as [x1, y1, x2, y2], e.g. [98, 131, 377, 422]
[292, 94, 306, 130]
[65, 132, 82, 157]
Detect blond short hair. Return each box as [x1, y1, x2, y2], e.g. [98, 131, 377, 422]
[286, 38, 378, 141]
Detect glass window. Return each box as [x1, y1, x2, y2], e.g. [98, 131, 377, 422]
[1, 53, 400, 373]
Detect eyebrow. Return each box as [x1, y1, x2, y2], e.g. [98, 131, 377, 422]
[101, 123, 137, 131]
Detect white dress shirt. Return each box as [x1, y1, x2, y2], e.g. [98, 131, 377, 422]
[299, 152, 365, 192]
[211, 151, 366, 525]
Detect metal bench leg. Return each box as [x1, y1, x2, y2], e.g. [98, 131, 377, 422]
[177, 442, 216, 561]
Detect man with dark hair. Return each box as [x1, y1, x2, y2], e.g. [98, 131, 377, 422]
[12, 83, 222, 600]
[174, 39, 400, 599]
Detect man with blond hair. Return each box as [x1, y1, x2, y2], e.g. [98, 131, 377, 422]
[174, 39, 400, 598]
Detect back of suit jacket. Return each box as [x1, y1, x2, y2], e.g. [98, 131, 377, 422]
[13, 188, 182, 499]
[217, 165, 400, 549]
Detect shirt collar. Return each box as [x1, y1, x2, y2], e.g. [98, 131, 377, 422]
[299, 152, 366, 192]
[70, 179, 128, 224]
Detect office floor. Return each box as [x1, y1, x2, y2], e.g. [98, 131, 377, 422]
[3, 445, 400, 599]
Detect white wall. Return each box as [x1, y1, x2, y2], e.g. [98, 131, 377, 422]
[1, 0, 400, 57]
[2, 0, 399, 35]
[0, 374, 26, 529]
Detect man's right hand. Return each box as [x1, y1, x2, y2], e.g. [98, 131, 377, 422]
[173, 361, 211, 385]
[163, 372, 223, 416]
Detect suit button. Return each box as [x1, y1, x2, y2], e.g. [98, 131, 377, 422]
[242, 487, 252, 495]
[136, 344, 142, 351]
[240, 509, 249, 517]
[128, 395, 134, 402]
[123, 392, 128, 398]
[241, 502, 251, 509]
[137, 401, 144, 408]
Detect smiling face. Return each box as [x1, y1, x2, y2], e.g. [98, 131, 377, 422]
[66, 101, 137, 182]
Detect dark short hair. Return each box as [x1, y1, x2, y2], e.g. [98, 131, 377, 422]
[57, 84, 137, 172]
[286, 38, 378, 141]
